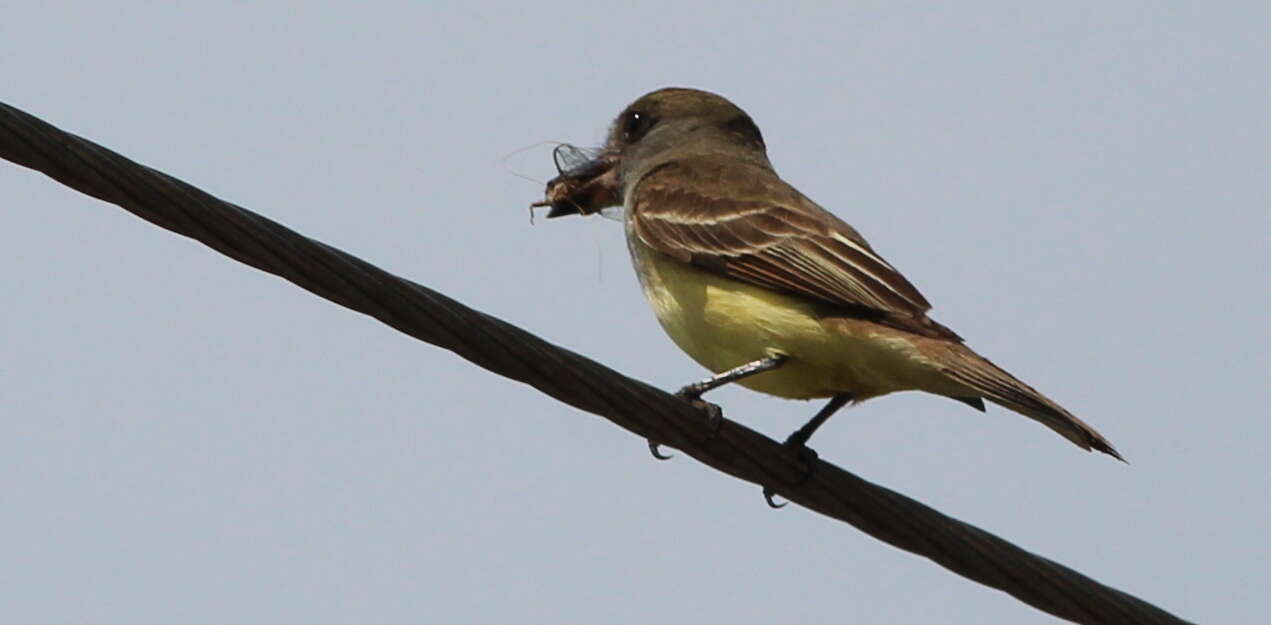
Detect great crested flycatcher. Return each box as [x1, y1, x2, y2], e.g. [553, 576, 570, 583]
[534, 87, 1121, 462]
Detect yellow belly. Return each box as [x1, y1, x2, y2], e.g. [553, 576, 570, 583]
[627, 236, 955, 400]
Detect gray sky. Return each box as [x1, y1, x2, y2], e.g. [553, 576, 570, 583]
[3, 3, 1267, 623]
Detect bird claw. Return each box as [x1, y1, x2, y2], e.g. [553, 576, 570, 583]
[762, 487, 787, 508]
[674, 389, 725, 439]
[788, 443, 819, 479]
[699, 401, 724, 436]
[647, 439, 674, 460]
[648, 389, 726, 460]
[761, 441, 820, 509]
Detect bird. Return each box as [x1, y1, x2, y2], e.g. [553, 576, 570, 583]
[535, 87, 1122, 475]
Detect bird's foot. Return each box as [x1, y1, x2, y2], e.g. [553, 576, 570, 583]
[674, 387, 724, 439]
[762, 437, 819, 509]
[648, 388, 724, 461]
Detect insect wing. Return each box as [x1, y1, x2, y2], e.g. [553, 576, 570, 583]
[552, 144, 606, 176]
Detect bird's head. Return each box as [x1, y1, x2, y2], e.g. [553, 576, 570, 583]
[533, 87, 769, 218]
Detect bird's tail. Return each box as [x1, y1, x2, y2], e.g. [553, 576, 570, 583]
[937, 343, 1124, 461]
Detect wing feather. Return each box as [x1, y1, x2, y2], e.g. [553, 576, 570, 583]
[631, 158, 960, 340]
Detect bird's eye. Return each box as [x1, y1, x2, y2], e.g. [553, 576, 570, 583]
[622, 110, 657, 143]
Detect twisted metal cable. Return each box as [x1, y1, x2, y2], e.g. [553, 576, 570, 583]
[0, 101, 1195, 625]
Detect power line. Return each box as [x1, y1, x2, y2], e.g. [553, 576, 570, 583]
[0, 101, 1196, 625]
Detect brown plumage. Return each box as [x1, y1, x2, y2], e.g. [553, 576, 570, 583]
[539, 87, 1123, 460]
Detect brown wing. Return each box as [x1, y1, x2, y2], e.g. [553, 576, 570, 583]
[631, 158, 960, 340]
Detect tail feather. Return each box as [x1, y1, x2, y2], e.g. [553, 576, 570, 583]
[937, 344, 1124, 461]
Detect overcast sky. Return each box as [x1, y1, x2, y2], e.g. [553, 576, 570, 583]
[3, 3, 1267, 624]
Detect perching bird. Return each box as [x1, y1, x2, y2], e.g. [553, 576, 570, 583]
[536, 87, 1121, 469]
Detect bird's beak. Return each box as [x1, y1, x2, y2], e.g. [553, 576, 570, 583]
[531, 150, 620, 218]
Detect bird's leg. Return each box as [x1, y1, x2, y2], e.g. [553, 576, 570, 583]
[784, 392, 853, 449]
[676, 354, 789, 400]
[676, 354, 789, 432]
[764, 392, 853, 508]
[647, 354, 789, 460]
